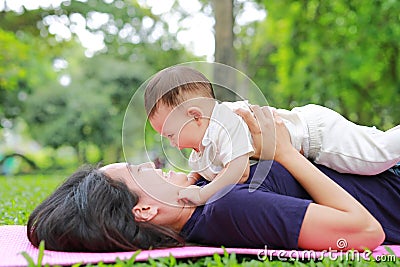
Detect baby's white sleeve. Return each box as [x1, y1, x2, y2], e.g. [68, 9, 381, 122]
[214, 109, 254, 167]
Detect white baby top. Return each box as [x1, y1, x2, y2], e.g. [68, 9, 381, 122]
[188, 101, 255, 181]
[187, 101, 306, 181]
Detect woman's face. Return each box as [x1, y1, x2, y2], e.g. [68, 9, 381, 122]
[100, 162, 191, 207]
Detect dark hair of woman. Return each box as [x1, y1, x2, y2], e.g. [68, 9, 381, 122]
[27, 165, 184, 252]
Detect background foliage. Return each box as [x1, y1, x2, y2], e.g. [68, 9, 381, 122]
[1, 2, 399, 265]
[238, 0, 400, 128]
[0, 0, 399, 173]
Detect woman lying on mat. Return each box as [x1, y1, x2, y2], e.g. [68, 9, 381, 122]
[27, 106, 399, 252]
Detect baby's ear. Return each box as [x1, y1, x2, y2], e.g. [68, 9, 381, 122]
[187, 107, 203, 124]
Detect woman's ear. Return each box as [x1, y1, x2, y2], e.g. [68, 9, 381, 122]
[132, 204, 158, 222]
[187, 107, 203, 126]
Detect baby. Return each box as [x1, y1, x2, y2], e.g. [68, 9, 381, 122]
[144, 65, 400, 205]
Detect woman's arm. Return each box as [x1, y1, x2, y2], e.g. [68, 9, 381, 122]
[238, 106, 385, 251]
[187, 171, 202, 185]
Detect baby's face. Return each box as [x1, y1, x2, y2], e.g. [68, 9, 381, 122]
[149, 103, 203, 151]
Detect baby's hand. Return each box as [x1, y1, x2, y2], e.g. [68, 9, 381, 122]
[178, 185, 204, 206]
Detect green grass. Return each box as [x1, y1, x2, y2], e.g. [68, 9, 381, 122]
[1, 174, 398, 266]
[0, 173, 65, 225]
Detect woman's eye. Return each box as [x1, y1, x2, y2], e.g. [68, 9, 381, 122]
[167, 134, 173, 138]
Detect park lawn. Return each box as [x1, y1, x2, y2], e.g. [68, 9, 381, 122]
[0, 173, 65, 225]
[0, 174, 398, 266]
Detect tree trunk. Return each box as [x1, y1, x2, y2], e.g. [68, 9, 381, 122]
[212, 0, 238, 101]
[213, 0, 235, 67]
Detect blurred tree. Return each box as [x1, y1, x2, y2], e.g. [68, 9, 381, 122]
[212, 0, 238, 101]
[213, 0, 235, 67]
[0, 8, 45, 34]
[0, 0, 189, 58]
[1, 0, 201, 165]
[0, 29, 56, 129]
[23, 44, 197, 163]
[239, 0, 400, 129]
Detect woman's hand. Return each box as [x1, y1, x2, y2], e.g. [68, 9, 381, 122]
[236, 105, 295, 162]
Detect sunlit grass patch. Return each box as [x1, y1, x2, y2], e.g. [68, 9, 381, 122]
[0, 174, 64, 225]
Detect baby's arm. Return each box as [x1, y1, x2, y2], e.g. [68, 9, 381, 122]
[238, 160, 250, 183]
[178, 154, 250, 205]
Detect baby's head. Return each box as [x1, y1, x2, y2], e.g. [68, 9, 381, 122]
[145, 66, 215, 151]
[145, 65, 215, 118]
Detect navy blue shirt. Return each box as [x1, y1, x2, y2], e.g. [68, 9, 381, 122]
[180, 161, 400, 249]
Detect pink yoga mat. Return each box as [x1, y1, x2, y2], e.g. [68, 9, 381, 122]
[0, 225, 398, 266]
